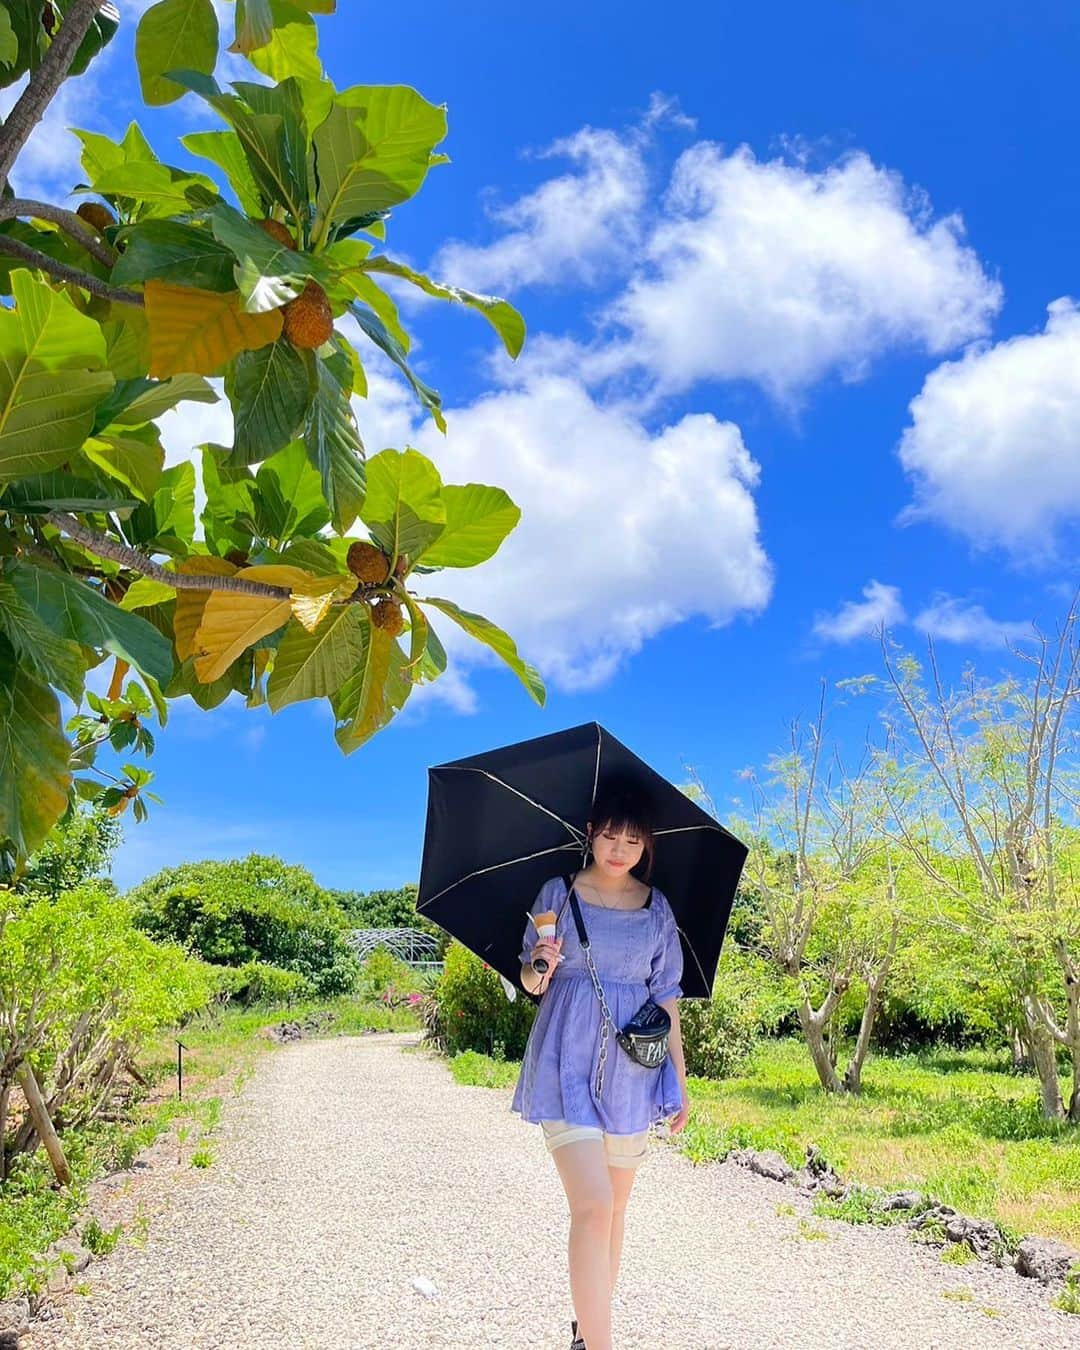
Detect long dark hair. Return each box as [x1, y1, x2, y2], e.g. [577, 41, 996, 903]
[586, 774, 656, 882]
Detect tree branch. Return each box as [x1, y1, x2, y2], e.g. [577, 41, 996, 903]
[40, 513, 383, 605]
[0, 0, 108, 190]
[0, 234, 142, 306]
[0, 198, 117, 269]
[42, 514, 292, 599]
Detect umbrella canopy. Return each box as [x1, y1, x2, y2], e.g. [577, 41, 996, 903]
[416, 721, 748, 1000]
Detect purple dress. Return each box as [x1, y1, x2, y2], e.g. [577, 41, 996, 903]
[509, 874, 685, 1135]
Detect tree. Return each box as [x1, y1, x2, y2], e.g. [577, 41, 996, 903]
[876, 591, 1080, 1120]
[16, 803, 120, 898]
[687, 683, 916, 1094]
[0, 1, 545, 878]
[126, 853, 362, 994]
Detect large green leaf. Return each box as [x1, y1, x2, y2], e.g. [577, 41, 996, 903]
[267, 605, 364, 710]
[248, 0, 321, 82]
[0, 635, 72, 861]
[228, 338, 316, 464]
[349, 302, 445, 431]
[90, 160, 219, 213]
[0, 271, 114, 484]
[169, 72, 310, 221]
[0, 8, 18, 75]
[74, 122, 155, 188]
[6, 561, 174, 688]
[125, 460, 196, 553]
[181, 130, 263, 216]
[201, 447, 258, 555]
[412, 484, 520, 569]
[112, 220, 237, 292]
[136, 0, 219, 106]
[313, 85, 447, 241]
[254, 438, 329, 541]
[303, 341, 365, 533]
[209, 204, 320, 312]
[330, 614, 410, 753]
[0, 571, 86, 701]
[362, 257, 526, 359]
[79, 429, 165, 503]
[360, 448, 445, 562]
[418, 595, 545, 705]
[2, 469, 139, 515]
[110, 374, 218, 427]
[336, 267, 409, 351]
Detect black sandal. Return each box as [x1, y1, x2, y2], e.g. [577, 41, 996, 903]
[570, 1317, 586, 1349]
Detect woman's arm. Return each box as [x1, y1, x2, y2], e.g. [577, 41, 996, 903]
[658, 996, 686, 1099]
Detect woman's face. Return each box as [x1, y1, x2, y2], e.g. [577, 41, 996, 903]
[588, 820, 645, 877]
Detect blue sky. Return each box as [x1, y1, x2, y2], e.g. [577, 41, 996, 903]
[9, 2, 1079, 892]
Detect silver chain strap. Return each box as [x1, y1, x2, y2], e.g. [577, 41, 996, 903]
[580, 937, 621, 1100]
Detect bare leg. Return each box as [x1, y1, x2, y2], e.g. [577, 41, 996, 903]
[551, 1139, 614, 1350]
[607, 1163, 639, 1294]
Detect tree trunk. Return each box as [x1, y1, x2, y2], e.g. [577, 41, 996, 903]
[1009, 1022, 1032, 1072]
[1020, 1000, 1065, 1120]
[843, 921, 899, 1095]
[14, 1060, 70, 1185]
[0, 1080, 9, 1183]
[842, 968, 889, 1095]
[797, 1001, 844, 1093]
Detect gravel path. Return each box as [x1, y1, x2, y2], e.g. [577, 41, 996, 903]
[22, 1031, 1076, 1349]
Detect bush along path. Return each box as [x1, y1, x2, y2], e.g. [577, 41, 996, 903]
[6, 1031, 1079, 1349]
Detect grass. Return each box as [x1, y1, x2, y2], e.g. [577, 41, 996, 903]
[0, 993, 422, 1301]
[448, 1034, 1080, 1247]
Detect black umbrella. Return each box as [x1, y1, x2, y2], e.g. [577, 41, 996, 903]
[416, 721, 748, 1001]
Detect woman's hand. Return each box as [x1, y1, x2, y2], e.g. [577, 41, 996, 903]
[530, 936, 563, 984]
[667, 1088, 690, 1134]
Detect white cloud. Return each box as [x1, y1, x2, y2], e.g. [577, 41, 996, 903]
[812, 580, 906, 642]
[354, 364, 773, 695]
[897, 298, 1080, 560]
[912, 595, 1035, 648]
[432, 124, 649, 293]
[607, 145, 1002, 401]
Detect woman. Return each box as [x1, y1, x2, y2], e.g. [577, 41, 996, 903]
[510, 777, 690, 1350]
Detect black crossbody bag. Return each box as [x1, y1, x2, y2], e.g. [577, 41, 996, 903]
[562, 875, 671, 1077]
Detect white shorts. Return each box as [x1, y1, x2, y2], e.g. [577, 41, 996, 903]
[540, 1118, 649, 1168]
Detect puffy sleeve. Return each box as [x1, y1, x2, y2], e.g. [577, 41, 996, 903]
[518, 875, 565, 968]
[647, 890, 684, 1003]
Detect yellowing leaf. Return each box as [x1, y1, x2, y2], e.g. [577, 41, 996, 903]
[235, 564, 317, 589]
[145, 281, 283, 378]
[190, 563, 315, 682]
[174, 556, 237, 661]
[290, 571, 357, 633]
[193, 591, 291, 682]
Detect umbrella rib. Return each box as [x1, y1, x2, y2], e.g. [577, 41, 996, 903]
[417, 843, 582, 910]
[653, 824, 723, 836]
[674, 925, 711, 994]
[439, 767, 586, 842]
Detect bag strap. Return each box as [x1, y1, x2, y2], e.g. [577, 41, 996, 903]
[562, 874, 590, 948]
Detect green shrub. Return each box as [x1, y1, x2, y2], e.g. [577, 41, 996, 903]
[429, 942, 535, 1058]
[357, 946, 420, 997]
[126, 855, 363, 996]
[680, 980, 758, 1079]
[223, 960, 312, 1006]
